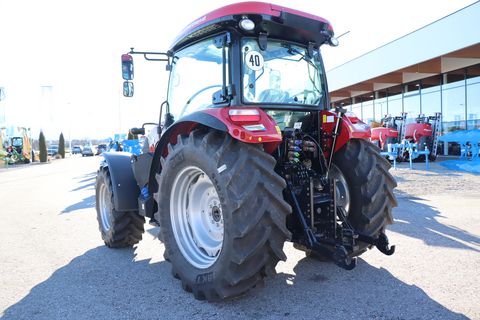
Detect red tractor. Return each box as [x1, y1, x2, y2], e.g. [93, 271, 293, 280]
[96, 2, 397, 301]
[371, 113, 407, 151]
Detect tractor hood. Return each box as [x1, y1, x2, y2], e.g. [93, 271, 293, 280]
[170, 1, 335, 52]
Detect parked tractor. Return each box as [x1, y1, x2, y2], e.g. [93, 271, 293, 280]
[1, 127, 32, 164]
[96, 2, 397, 301]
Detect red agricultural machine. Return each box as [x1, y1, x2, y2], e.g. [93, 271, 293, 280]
[403, 113, 442, 160]
[371, 112, 441, 161]
[371, 113, 407, 152]
[95, 2, 397, 301]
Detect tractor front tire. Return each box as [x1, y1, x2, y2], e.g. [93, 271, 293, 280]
[95, 168, 145, 248]
[156, 130, 291, 301]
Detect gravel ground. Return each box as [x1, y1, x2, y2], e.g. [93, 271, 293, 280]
[0, 156, 479, 319]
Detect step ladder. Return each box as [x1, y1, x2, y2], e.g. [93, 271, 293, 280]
[397, 112, 408, 156]
[430, 112, 442, 157]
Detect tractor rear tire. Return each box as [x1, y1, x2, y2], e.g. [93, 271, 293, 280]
[95, 167, 145, 248]
[155, 130, 291, 301]
[333, 139, 397, 255]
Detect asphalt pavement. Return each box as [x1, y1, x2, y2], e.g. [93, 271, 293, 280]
[0, 156, 479, 319]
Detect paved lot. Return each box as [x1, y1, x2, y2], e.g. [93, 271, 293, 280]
[0, 157, 479, 319]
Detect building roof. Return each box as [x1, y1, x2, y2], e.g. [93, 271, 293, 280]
[328, 1, 480, 102]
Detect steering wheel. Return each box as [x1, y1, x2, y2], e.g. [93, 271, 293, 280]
[289, 90, 320, 104]
[180, 84, 223, 116]
[258, 89, 290, 103]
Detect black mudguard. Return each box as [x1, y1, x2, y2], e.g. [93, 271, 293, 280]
[101, 152, 139, 212]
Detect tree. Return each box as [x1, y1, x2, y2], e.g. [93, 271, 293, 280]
[59, 132, 65, 158]
[39, 131, 47, 162]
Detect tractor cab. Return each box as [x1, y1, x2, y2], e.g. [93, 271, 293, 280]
[10, 136, 23, 154]
[121, 2, 337, 134]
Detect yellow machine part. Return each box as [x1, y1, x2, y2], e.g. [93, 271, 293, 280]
[22, 131, 32, 160]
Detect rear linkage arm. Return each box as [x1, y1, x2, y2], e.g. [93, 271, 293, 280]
[288, 187, 395, 271]
[287, 180, 358, 271]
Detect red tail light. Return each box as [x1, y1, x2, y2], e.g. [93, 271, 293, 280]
[228, 109, 260, 123]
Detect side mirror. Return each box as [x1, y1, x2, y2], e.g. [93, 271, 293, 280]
[123, 81, 134, 97]
[130, 127, 145, 135]
[121, 54, 134, 80]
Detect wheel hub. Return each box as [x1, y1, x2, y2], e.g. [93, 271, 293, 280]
[98, 183, 111, 231]
[170, 166, 224, 269]
[211, 206, 221, 222]
[330, 165, 350, 213]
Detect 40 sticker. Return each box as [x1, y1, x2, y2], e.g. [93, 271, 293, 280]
[245, 51, 264, 71]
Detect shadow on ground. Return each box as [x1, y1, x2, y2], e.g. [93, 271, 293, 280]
[61, 195, 95, 214]
[392, 191, 479, 252]
[60, 172, 97, 214]
[71, 172, 96, 192]
[1, 246, 467, 320]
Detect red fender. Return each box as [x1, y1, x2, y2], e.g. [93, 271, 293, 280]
[161, 107, 282, 156]
[320, 110, 371, 156]
[202, 107, 283, 153]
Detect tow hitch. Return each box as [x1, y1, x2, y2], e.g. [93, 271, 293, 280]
[358, 232, 396, 256]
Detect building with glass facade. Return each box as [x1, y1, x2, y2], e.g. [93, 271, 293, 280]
[328, 2, 480, 155]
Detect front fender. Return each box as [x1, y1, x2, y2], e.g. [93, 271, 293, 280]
[101, 152, 139, 212]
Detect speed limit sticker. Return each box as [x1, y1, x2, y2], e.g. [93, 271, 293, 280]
[245, 51, 264, 71]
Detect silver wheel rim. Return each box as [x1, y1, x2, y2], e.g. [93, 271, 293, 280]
[170, 166, 224, 269]
[98, 183, 111, 231]
[330, 165, 351, 213]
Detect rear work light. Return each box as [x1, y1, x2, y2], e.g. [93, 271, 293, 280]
[228, 109, 261, 122]
[239, 17, 255, 31]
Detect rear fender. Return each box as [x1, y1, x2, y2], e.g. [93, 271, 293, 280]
[149, 107, 283, 184]
[148, 111, 228, 188]
[321, 110, 371, 155]
[101, 152, 139, 212]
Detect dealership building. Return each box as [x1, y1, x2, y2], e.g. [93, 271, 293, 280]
[328, 2, 480, 155]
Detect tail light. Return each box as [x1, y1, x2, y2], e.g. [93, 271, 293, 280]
[228, 109, 260, 123]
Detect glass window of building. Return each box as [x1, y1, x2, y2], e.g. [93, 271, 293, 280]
[442, 69, 466, 132]
[421, 75, 442, 117]
[466, 64, 480, 129]
[403, 82, 421, 123]
[361, 96, 374, 125]
[386, 85, 403, 116]
[374, 96, 387, 122]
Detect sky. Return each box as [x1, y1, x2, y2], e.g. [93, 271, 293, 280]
[0, 0, 477, 140]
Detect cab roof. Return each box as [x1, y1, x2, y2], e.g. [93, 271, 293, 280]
[171, 1, 334, 51]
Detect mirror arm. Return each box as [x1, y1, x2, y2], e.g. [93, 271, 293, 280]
[129, 48, 171, 62]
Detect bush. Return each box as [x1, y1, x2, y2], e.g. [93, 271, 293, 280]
[127, 131, 138, 140]
[59, 132, 65, 158]
[39, 131, 47, 162]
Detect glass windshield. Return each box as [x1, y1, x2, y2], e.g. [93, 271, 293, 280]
[12, 138, 23, 147]
[168, 37, 227, 121]
[242, 39, 325, 107]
